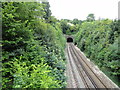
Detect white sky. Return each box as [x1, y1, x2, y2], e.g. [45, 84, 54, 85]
[48, 0, 119, 20]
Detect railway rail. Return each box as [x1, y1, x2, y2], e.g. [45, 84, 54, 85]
[66, 43, 119, 89]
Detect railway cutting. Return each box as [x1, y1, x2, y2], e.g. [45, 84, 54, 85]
[65, 43, 119, 89]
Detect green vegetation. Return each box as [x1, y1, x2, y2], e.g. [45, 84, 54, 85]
[86, 13, 95, 22]
[2, 1, 120, 88]
[60, 19, 82, 35]
[75, 19, 120, 86]
[2, 2, 66, 88]
[61, 13, 120, 86]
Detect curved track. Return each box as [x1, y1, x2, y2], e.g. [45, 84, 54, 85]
[66, 43, 119, 89]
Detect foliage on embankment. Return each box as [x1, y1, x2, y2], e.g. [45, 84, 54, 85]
[2, 2, 66, 88]
[75, 19, 120, 85]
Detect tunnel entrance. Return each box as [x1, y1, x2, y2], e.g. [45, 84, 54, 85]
[67, 37, 73, 42]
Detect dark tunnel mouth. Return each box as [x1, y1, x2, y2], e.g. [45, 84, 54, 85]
[67, 37, 73, 42]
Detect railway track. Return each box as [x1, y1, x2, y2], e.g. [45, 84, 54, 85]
[66, 43, 119, 89]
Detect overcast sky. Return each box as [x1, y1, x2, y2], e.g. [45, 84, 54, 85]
[48, 0, 119, 20]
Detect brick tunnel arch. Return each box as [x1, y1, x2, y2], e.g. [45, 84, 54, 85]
[67, 37, 73, 42]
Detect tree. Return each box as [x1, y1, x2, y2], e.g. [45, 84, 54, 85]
[72, 18, 79, 25]
[86, 13, 95, 22]
[42, 2, 52, 20]
[60, 20, 69, 34]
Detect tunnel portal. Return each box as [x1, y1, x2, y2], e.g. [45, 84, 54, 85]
[67, 37, 73, 42]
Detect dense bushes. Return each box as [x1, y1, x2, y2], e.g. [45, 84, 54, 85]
[2, 2, 66, 88]
[75, 19, 120, 85]
[60, 19, 80, 35]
